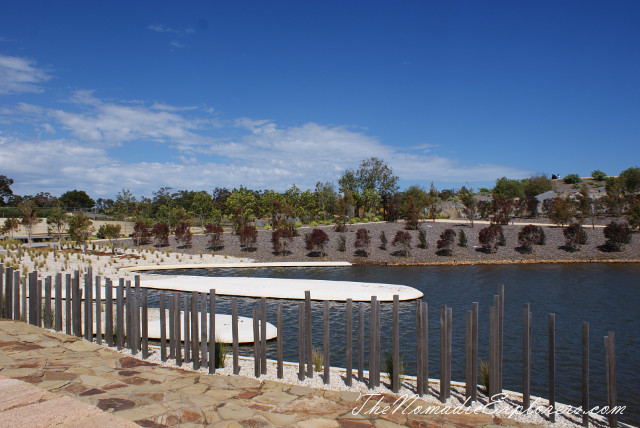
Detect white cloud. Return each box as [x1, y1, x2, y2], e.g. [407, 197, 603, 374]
[1, 92, 529, 196]
[0, 54, 51, 94]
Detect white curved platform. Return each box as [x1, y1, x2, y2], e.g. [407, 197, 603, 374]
[122, 261, 352, 272]
[140, 275, 423, 302]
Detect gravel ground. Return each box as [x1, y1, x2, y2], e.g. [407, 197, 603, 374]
[120, 220, 639, 266]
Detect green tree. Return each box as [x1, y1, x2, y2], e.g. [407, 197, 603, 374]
[225, 187, 257, 232]
[1, 217, 19, 239]
[361, 188, 379, 220]
[46, 206, 68, 247]
[619, 167, 640, 194]
[591, 170, 607, 181]
[0, 175, 14, 205]
[492, 177, 524, 199]
[59, 190, 95, 210]
[97, 224, 121, 253]
[356, 157, 399, 195]
[523, 174, 553, 198]
[112, 189, 136, 236]
[604, 177, 626, 218]
[563, 174, 581, 185]
[17, 201, 42, 246]
[426, 182, 441, 222]
[67, 211, 95, 252]
[547, 196, 577, 227]
[458, 186, 477, 227]
[190, 191, 214, 229]
[314, 181, 338, 221]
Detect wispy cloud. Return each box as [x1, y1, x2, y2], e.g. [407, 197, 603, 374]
[0, 54, 51, 94]
[148, 23, 195, 48]
[1, 90, 529, 196]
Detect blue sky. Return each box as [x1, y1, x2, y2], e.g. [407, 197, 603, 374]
[0, 1, 638, 199]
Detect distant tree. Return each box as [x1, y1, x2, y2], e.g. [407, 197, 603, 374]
[132, 222, 151, 246]
[385, 195, 401, 222]
[403, 195, 421, 230]
[563, 174, 581, 185]
[517, 225, 544, 254]
[59, 190, 95, 210]
[1, 217, 19, 239]
[604, 177, 626, 218]
[17, 201, 42, 246]
[417, 228, 428, 249]
[238, 225, 258, 250]
[0, 175, 14, 205]
[67, 211, 95, 252]
[205, 223, 224, 249]
[627, 201, 640, 230]
[547, 196, 577, 227]
[314, 181, 338, 221]
[436, 229, 456, 256]
[112, 189, 136, 236]
[354, 228, 371, 256]
[379, 230, 388, 250]
[305, 228, 329, 256]
[46, 206, 68, 247]
[271, 228, 293, 255]
[348, 157, 399, 196]
[591, 170, 607, 181]
[458, 230, 468, 247]
[563, 223, 587, 252]
[392, 230, 412, 257]
[151, 223, 170, 247]
[576, 184, 595, 229]
[523, 174, 553, 198]
[619, 167, 640, 193]
[477, 200, 491, 221]
[361, 188, 379, 220]
[602, 221, 631, 252]
[458, 186, 477, 227]
[226, 187, 257, 233]
[190, 191, 214, 229]
[426, 182, 441, 222]
[478, 225, 501, 253]
[491, 196, 514, 225]
[97, 224, 121, 253]
[174, 222, 193, 247]
[493, 177, 524, 199]
[337, 235, 347, 252]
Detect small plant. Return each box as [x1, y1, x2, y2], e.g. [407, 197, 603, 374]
[392, 230, 411, 257]
[563, 173, 581, 184]
[591, 170, 607, 181]
[337, 235, 347, 252]
[417, 228, 428, 249]
[271, 228, 294, 256]
[312, 347, 324, 372]
[480, 360, 490, 394]
[563, 223, 587, 252]
[379, 231, 387, 250]
[458, 230, 468, 247]
[305, 228, 330, 256]
[478, 225, 501, 253]
[382, 351, 405, 388]
[354, 228, 371, 256]
[517, 225, 544, 254]
[602, 221, 632, 252]
[436, 228, 456, 256]
[238, 225, 258, 251]
[214, 342, 227, 368]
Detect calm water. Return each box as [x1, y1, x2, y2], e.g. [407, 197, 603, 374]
[148, 264, 640, 426]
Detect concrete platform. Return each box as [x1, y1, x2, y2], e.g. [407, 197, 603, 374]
[122, 261, 352, 272]
[140, 275, 423, 302]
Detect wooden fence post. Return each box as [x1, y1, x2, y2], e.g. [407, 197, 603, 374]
[160, 293, 167, 361]
[305, 290, 313, 378]
[471, 302, 479, 403]
[604, 332, 617, 428]
[446, 306, 452, 399]
[65, 274, 71, 334]
[358, 302, 364, 382]
[141, 288, 148, 359]
[416, 300, 423, 396]
[369, 296, 378, 390]
[116, 282, 124, 350]
[253, 306, 261, 378]
[209, 289, 216, 374]
[548, 313, 555, 423]
[232, 297, 239, 375]
[323, 300, 330, 385]
[260, 297, 267, 375]
[439, 304, 446, 403]
[125, 280, 131, 348]
[200, 292, 207, 369]
[523, 303, 531, 411]
[421, 301, 429, 396]
[28, 272, 37, 326]
[130, 292, 138, 355]
[298, 302, 305, 381]
[95, 277, 102, 345]
[191, 292, 199, 370]
[582, 322, 589, 427]
[277, 303, 283, 379]
[55, 273, 62, 331]
[169, 292, 175, 359]
[85, 271, 93, 341]
[392, 294, 400, 393]
[489, 305, 496, 405]
[346, 298, 353, 387]
[44, 276, 52, 329]
[21, 276, 27, 323]
[0, 264, 2, 319]
[37, 278, 43, 327]
[174, 293, 182, 366]
[183, 294, 190, 363]
[105, 279, 114, 347]
[2, 267, 9, 319]
[465, 309, 472, 405]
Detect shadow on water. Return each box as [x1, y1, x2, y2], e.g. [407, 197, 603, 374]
[146, 263, 640, 426]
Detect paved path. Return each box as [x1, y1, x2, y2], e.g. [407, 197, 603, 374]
[0, 319, 541, 427]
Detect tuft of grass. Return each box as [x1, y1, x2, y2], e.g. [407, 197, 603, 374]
[479, 360, 490, 394]
[214, 342, 227, 368]
[382, 351, 405, 387]
[312, 347, 324, 372]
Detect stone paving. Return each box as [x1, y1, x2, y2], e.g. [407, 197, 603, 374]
[0, 319, 542, 427]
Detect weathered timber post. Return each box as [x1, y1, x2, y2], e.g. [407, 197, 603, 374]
[95, 277, 102, 345]
[208, 289, 216, 374]
[392, 295, 400, 393]
[298, 302, 305, 381]
[582, 322, 589, 427]
[323, 300, 330, 385]
[346, 298, 353, 387]
[160, 293, 167, 362]
[253, 306, 260, 378]
[305, 290, 313, 378]
[141, 288, 148, 359]
[231, 297, 239, 375]
[277, 303, 283, 379]
[54, 273, 62, 331]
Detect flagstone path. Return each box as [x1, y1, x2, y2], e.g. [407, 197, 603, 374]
[0, 319, 542, 427]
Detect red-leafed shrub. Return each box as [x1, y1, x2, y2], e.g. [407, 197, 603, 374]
[151, 223, 170, 247]
[238, 225, 258, 250]
[392, 230, 412, 257]
[305, 228, 330, 256]
[354, 228, 371, 257]
[271, 228, 293, 255]
[436, 228, 457, 256]
[132, 222, 151, 246]
[205, 223, 224, 249]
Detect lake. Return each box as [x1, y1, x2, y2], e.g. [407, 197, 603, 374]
[148, 263, 640, 426]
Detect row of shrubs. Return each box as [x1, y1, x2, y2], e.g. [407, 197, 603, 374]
[129, 220, 633, 257]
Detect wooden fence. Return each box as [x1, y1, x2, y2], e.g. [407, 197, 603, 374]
[0, 264, 619, 427]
